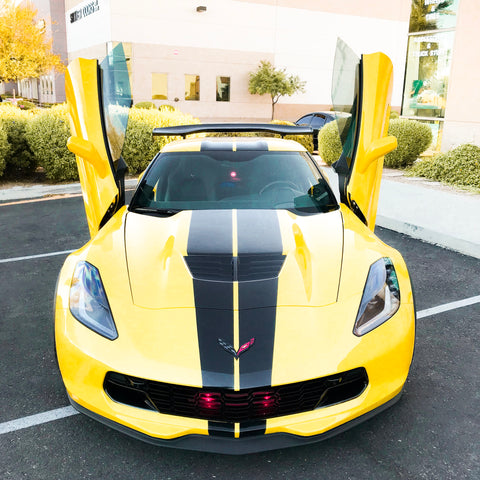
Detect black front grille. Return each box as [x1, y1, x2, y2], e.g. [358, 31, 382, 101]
[104, 368, 368, 422]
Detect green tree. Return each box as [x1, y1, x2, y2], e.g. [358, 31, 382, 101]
[0, 0, 64, 83]
[248, 60, 306, 120]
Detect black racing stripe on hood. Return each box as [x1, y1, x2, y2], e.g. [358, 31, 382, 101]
[237, 210, 283, 390]
[187, 210, 233, 255]
[237, 209, 283, 254]
[187, 210, 234, 389]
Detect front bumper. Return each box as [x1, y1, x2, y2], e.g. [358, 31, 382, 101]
[55, 253, 415, 453]
[69, 391, 403, 454]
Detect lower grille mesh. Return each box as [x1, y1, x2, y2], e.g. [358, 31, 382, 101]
[104, 368, 368, 422]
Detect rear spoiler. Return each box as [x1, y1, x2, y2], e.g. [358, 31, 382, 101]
[152, 123, 314, 138]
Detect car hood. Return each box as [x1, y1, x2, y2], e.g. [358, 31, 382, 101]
[124, 208, 343, 309]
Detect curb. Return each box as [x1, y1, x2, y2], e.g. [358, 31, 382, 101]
[0, 178, 139, 202]
[1, 172, 479, 259]
[376, 215, 480, 259]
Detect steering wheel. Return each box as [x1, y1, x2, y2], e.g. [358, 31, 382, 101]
[259, 180, 298, 196]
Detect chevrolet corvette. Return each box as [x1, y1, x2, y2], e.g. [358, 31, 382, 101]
[54, 41, 415, 454]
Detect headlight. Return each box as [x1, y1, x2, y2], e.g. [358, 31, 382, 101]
[69, 261, 118, 340]
[354, 257, 400, 336]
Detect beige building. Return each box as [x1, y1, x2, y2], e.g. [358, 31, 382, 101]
[62, 0, 410, 121]
[12, 0, 480, 151]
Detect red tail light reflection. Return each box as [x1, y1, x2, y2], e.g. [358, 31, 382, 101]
[196, 390, 278, 416]
[252, 391, 277, 414]
[197, 392, 222, 410]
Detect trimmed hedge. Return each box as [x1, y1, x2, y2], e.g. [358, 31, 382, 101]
[134, 101, 155, 109]
[0, 124, 9, 176]
[25, 104, 78, 182]
[158, 104, 176, 112]
[317, 118, 433, 168]
[409, 144, 480, 189]
[384, 119, 432, 168]
[270, 120, 313, 153]
[122, 107, 200, 173]
[16, 99, 37, 110]
[0, 103, 36, 176]
[205, 120, 314, 153]
[317, 121, 343, 165]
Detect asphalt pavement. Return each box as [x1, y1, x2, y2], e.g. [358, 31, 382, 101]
[0, 193, 479, 479]
[1, 163, 479, 259]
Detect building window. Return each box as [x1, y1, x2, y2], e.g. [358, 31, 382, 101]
[409, 0, 459, 33]
[152, 73, 168, 100]
[185, 74, 200, 101]
[216, 76, 230, 102]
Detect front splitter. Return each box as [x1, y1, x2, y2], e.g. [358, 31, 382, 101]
[68, 392, 403, 455]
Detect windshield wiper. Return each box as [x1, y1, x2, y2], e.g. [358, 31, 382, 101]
[129, 206, 183, 217]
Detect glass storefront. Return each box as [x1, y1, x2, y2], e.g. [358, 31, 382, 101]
[409, 0, 460, 32]
[402, 0, 460, 151]
[402, 31, 455, 119]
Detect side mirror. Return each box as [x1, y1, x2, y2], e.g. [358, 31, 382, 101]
[359, 135, 397, 173]
[67, 136, 108, 177]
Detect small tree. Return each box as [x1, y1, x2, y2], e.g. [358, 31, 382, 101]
[248, 60, 306, 120]
[0, 0, 64, 83]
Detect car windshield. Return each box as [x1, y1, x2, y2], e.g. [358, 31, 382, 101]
[129, 149, 338, 215]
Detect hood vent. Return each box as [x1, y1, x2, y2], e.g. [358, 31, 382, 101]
[185, 254, 285, 282]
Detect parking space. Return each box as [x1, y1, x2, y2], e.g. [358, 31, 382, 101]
[1, 194, 479, 480]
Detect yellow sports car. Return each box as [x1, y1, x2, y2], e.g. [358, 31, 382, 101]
[55, 41, 415, 454]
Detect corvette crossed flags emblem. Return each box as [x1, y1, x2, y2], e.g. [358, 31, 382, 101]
[218, 337, 255, 359]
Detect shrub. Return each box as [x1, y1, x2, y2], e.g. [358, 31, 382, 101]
[123, 108, 199, 173]
[134, 101, 155, 109]
[158, 104, 176, 112]
[24, 104, 78, 182]
[384, 119, 432, 168]
[205, 120, 314, 153]
[317, 118, 434, 169]
[270, 120, 314, 153]
[16, 99, 37, 110]
[0, 124, 9, 176]
[409, 144, 480, 189]
[317, 121, 342, 165]
[0, 103, 36, 176]
[390, 110, 400, 120]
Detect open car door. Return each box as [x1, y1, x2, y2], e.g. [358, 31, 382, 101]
[332, 39, 397, 230]
[65, 43, 132, 237]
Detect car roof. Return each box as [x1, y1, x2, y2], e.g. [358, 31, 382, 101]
[297, 111, 349, 119]
[161, 136, 307, 153]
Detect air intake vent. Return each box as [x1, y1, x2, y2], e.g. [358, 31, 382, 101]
[104, 368, 368, 423]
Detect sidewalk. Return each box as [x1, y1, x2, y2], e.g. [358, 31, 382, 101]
[1, 169, 479, 259]
[320, 166, 480, 259]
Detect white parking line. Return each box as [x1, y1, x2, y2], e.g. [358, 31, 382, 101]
[0, 249, 76, 264]
[0, 294, 479, 436]
[0, 406, 79, 435]
[417, 295, 480, 319]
